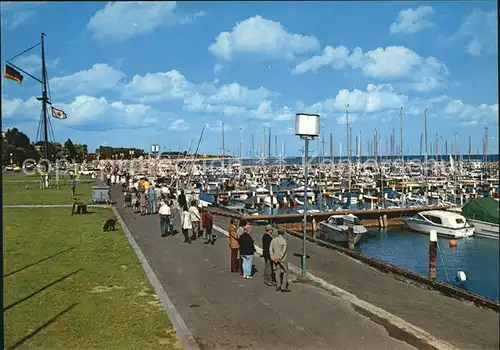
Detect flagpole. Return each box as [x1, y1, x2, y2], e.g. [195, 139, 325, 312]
[40, 32, 50, 161]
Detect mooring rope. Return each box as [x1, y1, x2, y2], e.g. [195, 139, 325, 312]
[436, 239, 450, 282]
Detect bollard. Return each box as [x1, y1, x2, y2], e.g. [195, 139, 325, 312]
[348, 228, 354, 250]
[429, 230, 437, 280]
[382, 214, 388, 227]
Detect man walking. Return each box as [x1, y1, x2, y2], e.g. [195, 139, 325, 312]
[262, 224, 275, 286]
[202, 207, 216, 245]
[71, 176, 76, 196]
[189, 200, 201, 240]
[158, 200, 172, 237]
[270, 229, 290, 292]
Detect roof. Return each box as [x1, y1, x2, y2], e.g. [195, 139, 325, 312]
[462, 198, 499, 225]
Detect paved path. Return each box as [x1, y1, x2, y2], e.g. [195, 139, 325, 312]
[211, 214, 500, 350]
[112, 189, 420, 350]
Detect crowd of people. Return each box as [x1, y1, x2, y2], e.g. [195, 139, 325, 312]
[112, 173, 290, 291]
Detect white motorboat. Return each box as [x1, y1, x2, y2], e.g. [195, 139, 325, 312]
[402, 210, 474, 238]
[319, 214, 368, 245]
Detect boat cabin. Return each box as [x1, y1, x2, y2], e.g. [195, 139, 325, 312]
[418, 210, 467, 229]
[329, 214, 362, 226]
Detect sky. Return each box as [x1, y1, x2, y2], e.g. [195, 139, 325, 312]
[1, 1, 498, 157]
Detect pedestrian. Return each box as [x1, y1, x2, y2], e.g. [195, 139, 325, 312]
[270, 229, 290, 292]
[158, 200, 172, 237]
[236, 220, 246, 275]
[148, 185, 157, 214]
[201, 207, 215, 244]
[228, 218, 239, 272]
[140, 190, 148, 216]
[181, 205, 192, 243]
[238, 222, 256, 279]
[262, 224, 275, 286]
[188, 200, 201, 240]
[71, 176, 76, 196]
[178, 189, 187, 209]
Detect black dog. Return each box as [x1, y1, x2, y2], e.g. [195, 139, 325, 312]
[103, 219, 117, 232]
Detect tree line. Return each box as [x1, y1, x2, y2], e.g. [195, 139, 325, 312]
[2, 127, 226, 166]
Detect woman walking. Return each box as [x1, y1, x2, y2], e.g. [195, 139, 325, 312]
[228, 218, 239, 272]
[238, 222, 256, 279]
[140, 190, 148, 216]
[181, 205, 192, 243]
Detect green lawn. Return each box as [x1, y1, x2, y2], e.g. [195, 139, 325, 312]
[3, 208, 181, 350]
[3, 177, 95, 205]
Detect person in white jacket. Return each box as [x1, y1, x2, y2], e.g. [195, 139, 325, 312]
[181, 206, 192, 244]
[188, 200, 201, 241]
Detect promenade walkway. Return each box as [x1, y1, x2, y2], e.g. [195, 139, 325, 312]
[211, 214, 500, 350]
[112, 190, 418, 350]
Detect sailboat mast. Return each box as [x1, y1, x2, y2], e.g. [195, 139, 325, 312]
[221, 121, 225, 159]
[424, 108, 428, 164]
[400, 107, 404, 163]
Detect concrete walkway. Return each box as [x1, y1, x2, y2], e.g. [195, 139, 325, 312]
[211, 214, 500, 350]
[112, 189, 421, 350]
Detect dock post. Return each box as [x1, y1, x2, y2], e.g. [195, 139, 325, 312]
[312, 218, 317, 239]
[429, 230, 437, 280]
[378, 216, 383, 228]
[348, 228, 354, 249]
[382, 214, 388, 227]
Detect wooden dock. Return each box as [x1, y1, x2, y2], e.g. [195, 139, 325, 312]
[210, 204, 458, 223]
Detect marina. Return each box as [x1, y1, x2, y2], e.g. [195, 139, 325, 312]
[72, 150, 500, 304]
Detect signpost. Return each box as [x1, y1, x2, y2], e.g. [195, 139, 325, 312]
[343, 215, 355, 249]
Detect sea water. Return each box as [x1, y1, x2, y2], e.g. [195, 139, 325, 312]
[355, 228, 499, 301]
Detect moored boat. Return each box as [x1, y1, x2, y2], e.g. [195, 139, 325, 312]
[319, 214, 368, 245]
[402, 210, 474, 238]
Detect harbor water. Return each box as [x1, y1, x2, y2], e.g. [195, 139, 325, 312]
[349, 228, 500, 301]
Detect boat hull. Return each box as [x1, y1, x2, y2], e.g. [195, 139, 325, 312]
[319, 223, 367, 245]
[467, 219, 499, 239]
[403, 219, 474, 238]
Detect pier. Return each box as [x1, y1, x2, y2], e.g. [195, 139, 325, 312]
[210, 204, 458, 223]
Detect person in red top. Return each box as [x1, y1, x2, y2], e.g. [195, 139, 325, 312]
[201, 207, 215, 245]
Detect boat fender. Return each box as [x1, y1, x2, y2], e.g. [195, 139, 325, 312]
[456, 271, 467, 282]
[449, 239, 458, 248]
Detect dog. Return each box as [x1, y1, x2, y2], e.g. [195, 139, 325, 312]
[103, 218, 117, 232]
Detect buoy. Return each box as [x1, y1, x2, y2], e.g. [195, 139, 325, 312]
[456, 271, 467, 282]
[449, 239, 458, 248]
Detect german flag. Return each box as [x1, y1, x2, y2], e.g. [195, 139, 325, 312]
[4, 64, 23, 84]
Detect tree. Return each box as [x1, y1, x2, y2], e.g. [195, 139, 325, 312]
[64, 138, 78, 161]
[5, 128, 31, 149]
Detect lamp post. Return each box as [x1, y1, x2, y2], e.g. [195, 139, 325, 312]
[9, 153, 13, 165]
[295, 113, 320, 280]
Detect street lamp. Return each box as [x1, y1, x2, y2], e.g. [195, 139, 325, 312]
[9, 152, 13, 165]
[295, 113, 320, 280]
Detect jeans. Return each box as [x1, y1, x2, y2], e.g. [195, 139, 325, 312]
[160, 215, 170, 236]
[241, 255, 253, 277]
[149, 199, 157, 214]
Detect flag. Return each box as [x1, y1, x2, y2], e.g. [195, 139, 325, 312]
[51, 106, 67, 120]
[4, 64, 23, 84]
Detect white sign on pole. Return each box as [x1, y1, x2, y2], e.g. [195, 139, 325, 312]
[151, 144, 160, 154]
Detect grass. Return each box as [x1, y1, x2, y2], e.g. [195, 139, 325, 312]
[3, 173, 96, 205]
[3, 207, 181, 350]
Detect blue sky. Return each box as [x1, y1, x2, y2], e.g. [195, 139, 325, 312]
[1, 1, 498, 156]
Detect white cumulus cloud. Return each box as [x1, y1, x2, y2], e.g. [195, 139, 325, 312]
[390, 6, 435, 35]
[87, 2, 201, 42]
[209, 15, 320, 61]
[451, 8, 497, 56]
[293, 45, 449, 92]
[50, 63, 126, 95]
